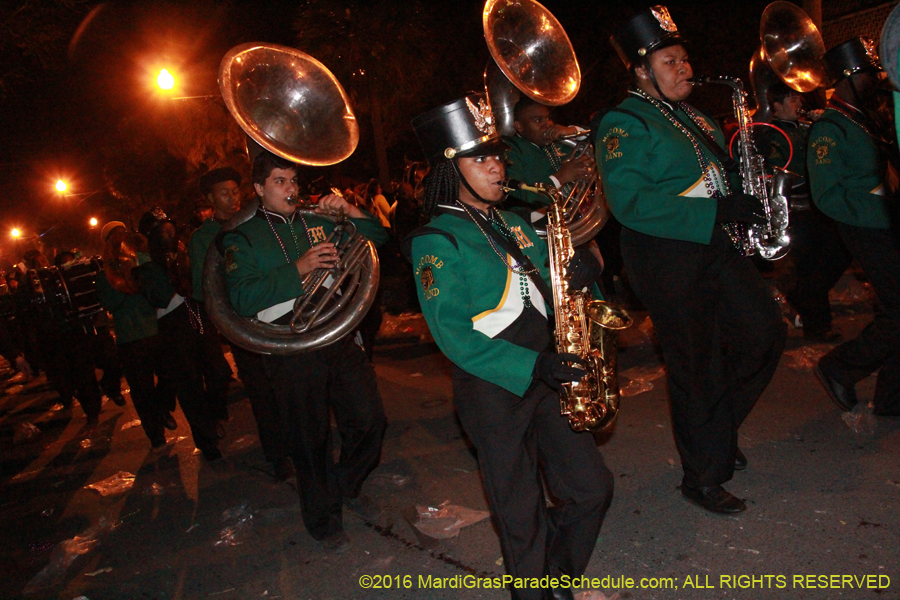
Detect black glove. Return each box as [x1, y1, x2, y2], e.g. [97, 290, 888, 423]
[533, 350, 586, 390]
[566, 248, 602, 291]
[714, 193, 766, 225]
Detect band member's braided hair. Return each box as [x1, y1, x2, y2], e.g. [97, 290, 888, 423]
[421, 159, 459, 217]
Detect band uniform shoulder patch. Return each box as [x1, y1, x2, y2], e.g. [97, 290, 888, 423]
[601, 128, 627, 161]
[811, 136, 835, 165]
[415, 254, 443, 300]
[224, 245, 239, 273]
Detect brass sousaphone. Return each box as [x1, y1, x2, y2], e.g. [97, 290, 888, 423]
[483, 0, 608, 246]
[749, 1, 826, 122]
[203, 43, 379, 355]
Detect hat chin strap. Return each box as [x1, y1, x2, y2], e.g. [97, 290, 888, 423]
[643, 57, 676, 105]
[451, 159, 503, 207]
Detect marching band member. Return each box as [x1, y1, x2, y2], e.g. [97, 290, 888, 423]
[189, 166, 293, 480]
[596, 6, 785, 514]
[223, 150, 388, 552]
[409, 94, 612, 600]
[809, 39, 900, 416]
[503, 97, 594, 211]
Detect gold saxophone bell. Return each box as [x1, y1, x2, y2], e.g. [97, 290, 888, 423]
[506, 179, 632, 433]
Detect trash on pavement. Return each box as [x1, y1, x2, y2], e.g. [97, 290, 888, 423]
[215, 503, 255, 546]
[619, 364, 666, 397]
[783, 346, 826, 370]
[13, 422, 41, 444]
[80, 439, 92, 449]
[85, 471, 135, 496]
[842, 401, 876, 435]
[227, 436, 256, 451]
[142, 483, 165, 496]
[21, 517, 114, 595]
[120, 419, 142, 431]
[413, 500, 490, 539]
[6, 384, 24, 395]
[84, 567, 112, 576]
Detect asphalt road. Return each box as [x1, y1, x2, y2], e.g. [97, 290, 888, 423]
[1, 278, 898, 600]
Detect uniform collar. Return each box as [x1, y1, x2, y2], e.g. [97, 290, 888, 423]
[434, 201, 499, 221]
[630, 88, 675, 110]
[254, 204, 297, 224]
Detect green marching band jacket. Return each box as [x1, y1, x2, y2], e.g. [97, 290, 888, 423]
[807, 105, 896, 229]
[410, 203, 553, 398]
[595, 91, 740, 245]
[503, 135, 574, 209]
[188, 218, 223, 302]
[223, 206, 388, 322]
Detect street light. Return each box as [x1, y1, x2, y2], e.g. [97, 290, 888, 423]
[89, 217, 98, 227]
[157, 68, 175, 91]
[56, 180, 67, 193]
[10, 229, 20, 238]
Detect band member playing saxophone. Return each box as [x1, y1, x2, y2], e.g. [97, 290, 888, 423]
[596, 6, 785, 514]
[408, 95, 612, 600]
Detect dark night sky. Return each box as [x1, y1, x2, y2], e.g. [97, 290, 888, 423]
[0, 0, 770, 260]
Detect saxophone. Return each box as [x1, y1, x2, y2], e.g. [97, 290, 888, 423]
[692, 76, 793, 260]
[503, 179, 632, 432]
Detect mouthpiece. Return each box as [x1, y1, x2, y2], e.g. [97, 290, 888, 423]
[500, 179, 546, 194]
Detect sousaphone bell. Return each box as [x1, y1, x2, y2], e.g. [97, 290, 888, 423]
[203, 43, 379, 355]
[483, 0, 608, 246]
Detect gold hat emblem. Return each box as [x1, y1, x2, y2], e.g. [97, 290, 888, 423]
[861, 37, 879, 63]
[466, 97, 497, 137]
[651, 6, 677, 33]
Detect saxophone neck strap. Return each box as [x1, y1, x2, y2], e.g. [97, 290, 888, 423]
[465, 206, 554, 307]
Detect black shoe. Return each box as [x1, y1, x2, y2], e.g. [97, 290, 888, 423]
[110, 394, 126, 407]
[681, 484, 746, 514]
[201, 446, 223, 461]
[161, 412, 177, 431]
[320, 530, 351, 553]
[815, 363, 857, 412]
[344, 494, 382, 522]
[734, 447, 747, 471]
[549, 587, 575, 600]
[273, 457, 295, 481]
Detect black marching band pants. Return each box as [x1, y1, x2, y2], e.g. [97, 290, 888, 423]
[262, 335, 386, 540]
[620, 227, 786, 489]
[452, 368, 614, 600]
[783, 208, 852, 335]
[231, 344, 288, 464]
[819, 223, 900, 414]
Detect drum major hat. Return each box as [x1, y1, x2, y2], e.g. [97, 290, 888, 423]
[611, 6, 686, 70]
[411, 94, 509, 164]
[824, 37, 882, 85]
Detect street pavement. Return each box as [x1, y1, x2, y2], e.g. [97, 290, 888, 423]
[1, 275, 898, 600]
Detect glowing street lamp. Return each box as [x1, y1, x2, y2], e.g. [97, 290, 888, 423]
[89, 217, 98, 227]
[56, 180, 67, 193]
[11, 228, 20, 238]
[157, 68, 175, 91]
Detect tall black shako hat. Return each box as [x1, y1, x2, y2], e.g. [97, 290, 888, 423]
[611, 6, 686, 70]
[824, 37, 882, 85]
[412, 94, 508, 164]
